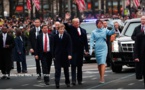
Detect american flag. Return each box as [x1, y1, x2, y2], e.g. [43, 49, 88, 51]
[26, 0, 31, 10]
[75, 0, 86, 12]
[32, 0, 40, 11]
[133, 0, 140, 8]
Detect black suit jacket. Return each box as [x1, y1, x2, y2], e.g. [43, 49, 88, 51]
[29, 27, 42, 55]
[64, 23, 89, 53]
[51, 29, 58, 35]
[134, 32, 145, 62]
[0, 33, 15, 51]
[0, 33, 15, 70]
[35, 33, 53, 59]
[53, 32, 72, 67]
[131, 25, 142, 41]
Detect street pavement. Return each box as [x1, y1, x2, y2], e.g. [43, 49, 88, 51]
[0, 55, 144, 89]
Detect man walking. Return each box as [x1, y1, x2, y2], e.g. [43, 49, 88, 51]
[0, 25, 15, 79]
[64, 13, 89, 85]
[131, 16, 145, 80]
[29, 19, 42, 79]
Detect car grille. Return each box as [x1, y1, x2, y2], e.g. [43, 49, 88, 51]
[121, 42, 134, 52]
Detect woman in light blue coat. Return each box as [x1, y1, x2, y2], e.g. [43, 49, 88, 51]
[90, 20, 115, 83]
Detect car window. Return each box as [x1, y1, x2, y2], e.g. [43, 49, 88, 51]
[124, 22, 140, 36]
[80, 23, 96, 34]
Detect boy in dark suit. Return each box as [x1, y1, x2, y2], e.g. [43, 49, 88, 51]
[53, 24, 72, 89]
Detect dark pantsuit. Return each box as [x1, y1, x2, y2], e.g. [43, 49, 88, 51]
[35, 59, 41, 76]
[16, 60, 27, 73]
[41, 52, 52, 82]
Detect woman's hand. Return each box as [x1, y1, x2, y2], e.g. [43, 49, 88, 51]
[134, 58, 139, 62]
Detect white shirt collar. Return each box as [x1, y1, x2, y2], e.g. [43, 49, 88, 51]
[2, 33, 7, 36]
[36, 27, 40, 31]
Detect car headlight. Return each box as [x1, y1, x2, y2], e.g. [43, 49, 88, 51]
[112, 41, 119, 52]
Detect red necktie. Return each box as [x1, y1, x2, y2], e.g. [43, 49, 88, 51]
[77, 29, 81, 36]
[44, 34, 47, 52]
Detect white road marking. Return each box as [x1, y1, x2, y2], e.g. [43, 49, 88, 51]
[138, 79, 143, 81]
[91, 78, 97, 80]
[87, 74, 135, 89]
[117, 88, 123, 90]
[21, 84, 29, 86]
[128, 83, 134, 86]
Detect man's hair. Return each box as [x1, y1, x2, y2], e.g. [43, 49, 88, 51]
[72, 18, 79, 24]
[41, 24, 48, 29]
[58, 24, 65, 30]
[34, 19, 41, 23]
[114, 21, 119, 25]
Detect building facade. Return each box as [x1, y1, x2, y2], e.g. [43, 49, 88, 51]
[0, 0, 144, 18]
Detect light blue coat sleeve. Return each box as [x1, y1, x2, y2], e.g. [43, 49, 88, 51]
[89, 31, 95, 55]
[106, 26, 115, 36]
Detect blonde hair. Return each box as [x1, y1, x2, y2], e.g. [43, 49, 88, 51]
[58, 23, 65, 30]
[72, 18, 79, 24]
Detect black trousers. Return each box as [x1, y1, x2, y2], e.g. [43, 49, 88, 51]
[16, 60, 27, 73]
[40, 52, 52, 82]
[135, 61, 143, 79]
[71, 65, 82, 83]
[35, 59, 41, 76]
[0, 49, 12, 75]
[71, 52, 83, 83]
[55, 65, 70, 85]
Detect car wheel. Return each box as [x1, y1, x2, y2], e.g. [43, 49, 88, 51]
[111, 63, 122, 73]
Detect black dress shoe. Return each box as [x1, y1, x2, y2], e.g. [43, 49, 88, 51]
[72, 82, 76, 86]
[22, 71, 28, 73]
[56, 85, 59, 89]
[136, 77, 142, 80]
[45, 82, 49, 85]
[6, 76, 10, 80]
[66, 84, 70, 87]
[37, 76, 41, 80]
[1, 76, 7, 79]
[78, 82, 82, 85]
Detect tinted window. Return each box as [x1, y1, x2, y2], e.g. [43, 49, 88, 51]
[80, 23, 96, 34]
[124, 22, 140, 36]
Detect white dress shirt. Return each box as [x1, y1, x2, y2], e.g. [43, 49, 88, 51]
[43, 33, 50, 52]
[77, 28, 81, 36]
[2, 33, 7, 48]
[35, 27, 40, 38]
[59, 34, 63, 39]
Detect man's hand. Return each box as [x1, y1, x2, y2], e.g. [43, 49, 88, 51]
[30, 48, 34, 53]
[35, 55, 39, 60]
[85, 51, 89, 55]
[5, 45, 10, 48]
[18, 52, 21, 54]
[65, 13, 71, 20]
[134, 58, 139, 62]
[68, 55, 72, 60]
